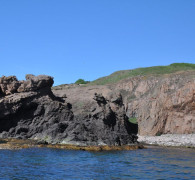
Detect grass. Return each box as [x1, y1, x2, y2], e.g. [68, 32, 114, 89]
[90, 63, 195, 85]
[128, 117, 137, 124]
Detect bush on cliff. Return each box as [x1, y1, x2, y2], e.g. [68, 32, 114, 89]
[75, 79, 89, 85]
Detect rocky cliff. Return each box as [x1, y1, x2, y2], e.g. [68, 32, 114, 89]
[53, 71, 195, 136]
[120, 71, 195, 135]
[1, 69, 194, 146]
[0, 75, 137, 146]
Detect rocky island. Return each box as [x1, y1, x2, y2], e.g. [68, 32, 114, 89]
[0, 63, 195, 149]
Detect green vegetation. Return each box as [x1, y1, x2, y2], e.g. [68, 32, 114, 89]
[156, 132, 162, 136]
[90, 63, 195, 85]
[128, 117, 137, 124]
[75, 79, 89, 85]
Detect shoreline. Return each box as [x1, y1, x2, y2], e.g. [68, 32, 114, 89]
[0, 138, 144, 151]
[138, 134, 195, 148]
[1, 134, 195, 151]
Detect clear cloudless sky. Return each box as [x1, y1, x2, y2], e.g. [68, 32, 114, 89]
[0, 0, 195, 85]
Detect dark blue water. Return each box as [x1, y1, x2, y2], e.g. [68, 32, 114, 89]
[0, 147, 195, 180]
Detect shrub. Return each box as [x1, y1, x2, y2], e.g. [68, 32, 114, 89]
[128, 117, 137, 124]
[75, 79, 89, 84]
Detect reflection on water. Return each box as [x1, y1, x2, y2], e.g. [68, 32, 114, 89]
[0, 146, 195, 179]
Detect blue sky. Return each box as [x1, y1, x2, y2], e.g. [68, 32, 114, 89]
[0, 0, 195, 85]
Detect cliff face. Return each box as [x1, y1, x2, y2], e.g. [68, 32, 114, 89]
[1, 71, 194, 145]
[53, 71, 195, 136]
[0, 75, 137, 145]
[121, 71, 195, 135]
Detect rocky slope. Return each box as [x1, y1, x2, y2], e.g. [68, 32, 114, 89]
[53, 70, 195, 136]
[0, 75, 137, 146]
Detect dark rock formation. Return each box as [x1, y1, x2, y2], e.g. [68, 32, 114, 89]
[0, 75, 137, 145]
[0, 82, 73, 144]
[0, 76, 20, 96]
[66, 93, 137, 146]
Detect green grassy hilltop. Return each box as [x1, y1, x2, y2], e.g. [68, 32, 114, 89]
[90, 63, 195, 85]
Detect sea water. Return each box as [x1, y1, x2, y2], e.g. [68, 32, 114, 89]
[0, 146, 195, 179]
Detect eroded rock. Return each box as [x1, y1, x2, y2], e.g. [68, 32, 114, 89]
[0, 74, 54, 96]
[0, 76, 20, 95]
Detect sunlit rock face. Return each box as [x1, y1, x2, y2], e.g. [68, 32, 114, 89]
[124, 72, 195, 135]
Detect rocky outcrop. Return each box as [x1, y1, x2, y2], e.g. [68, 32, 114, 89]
[0, 75, 137, 146]
[0, 75, 73, 144]
[1, 70, 194, 146]
[67, 93, 137, 146]
[0, 74, 54, 96]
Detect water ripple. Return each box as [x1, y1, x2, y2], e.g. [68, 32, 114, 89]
[0, 147, 195, 179]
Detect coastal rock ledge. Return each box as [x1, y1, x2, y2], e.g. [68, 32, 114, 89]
[0, 75, 138, 148]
